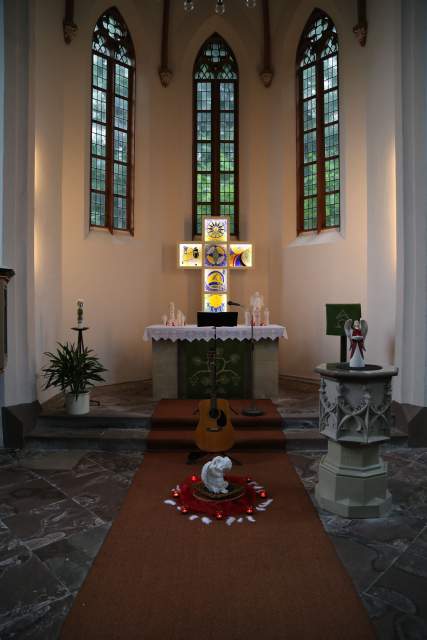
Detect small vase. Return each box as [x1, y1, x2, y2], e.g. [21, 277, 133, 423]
[65, 391, 90, 415]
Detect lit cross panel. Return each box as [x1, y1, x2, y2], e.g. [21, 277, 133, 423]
[178, 217, 253, 312]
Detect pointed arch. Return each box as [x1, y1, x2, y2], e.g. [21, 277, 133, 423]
[296, 9, 340, 233]
[193, 33, 239, 237]
[90, 7, 135, 233]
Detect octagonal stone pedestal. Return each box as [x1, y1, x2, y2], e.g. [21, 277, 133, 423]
[314, 363, 398, 518]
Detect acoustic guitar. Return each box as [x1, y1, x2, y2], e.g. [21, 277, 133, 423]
[195, 328, 234, 453]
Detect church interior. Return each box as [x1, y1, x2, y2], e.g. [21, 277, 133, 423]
[1, 0, 427, 638]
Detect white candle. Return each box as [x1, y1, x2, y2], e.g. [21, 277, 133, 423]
[77, 299, 84, 326]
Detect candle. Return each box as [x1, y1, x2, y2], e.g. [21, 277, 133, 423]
[77, 299, 84, 326]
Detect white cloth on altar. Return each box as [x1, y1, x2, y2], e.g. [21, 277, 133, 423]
[143, 324, 288, 342]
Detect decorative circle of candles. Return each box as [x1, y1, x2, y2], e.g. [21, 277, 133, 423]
[259, 490, 267, 499]
[215, 511, 224, 520]
[246, 506, 254, 515]
[181, 505, 189, 514]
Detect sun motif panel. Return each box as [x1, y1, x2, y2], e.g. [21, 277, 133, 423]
[229, 244, 253, 268]
[204, 243, 228, 268]
[204, 293, 227, 313]
[204, 269, 228, 293]
[203, 218, 229, 243]
[178, 243, 203, 268]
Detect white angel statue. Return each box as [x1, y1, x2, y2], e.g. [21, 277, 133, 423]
[344, 318, 368, 368]
[201, 456, 232, 495]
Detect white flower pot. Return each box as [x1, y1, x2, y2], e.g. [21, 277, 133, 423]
[65, 391, 90, 415]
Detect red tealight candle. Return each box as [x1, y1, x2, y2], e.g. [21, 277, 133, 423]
[215, 511, 224, 520]
[246, 477, 252, 483]
[191, 475, 198, 482]
[259, 490, 267, 499]
[172, 489, 180, 498]
[180, 505, 189, 514]
[246, 506, 254, 515]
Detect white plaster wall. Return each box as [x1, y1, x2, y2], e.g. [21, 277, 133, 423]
[274, 0, 368, 380]
[27, 0, 402, 392]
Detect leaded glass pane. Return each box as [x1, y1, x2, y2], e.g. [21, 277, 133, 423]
[197, 173, 211, 203]
[220, 205, 234, 216]
[304, 164, 317, 197]
[324, 123, 339, 158]
[194, 35, 237, 80]
[113, 163, 127, 196]
[114, 130, 127, 162]
[303, 197, 317, 230]
[92, 123, 106, 157]
[325, 158, 340, 192]
[91, 158, 106, 191]
[220, 112, 234, 141]
[114, 97, 128, 129]
[300, 47, 316, 67]
[197, 143, 211, 171]
[304, 130, 317, 163]
[113, 196, 127, 228]
[197, 112, 211, 141]
[325, 192, 340, 226]
[220, 173, 234, 203]
[220, 143, 234, 171]
[91, 192, 106, 226]
[197, 82, 211, 110]
[303, 98, 316, 131]
[92, 89, 106, 123]
[93, 9, 134, 66]
[115, 64, 129, 97]
[93, 54, 107, 89]
[324, 89, 338, 124]
[220, 83, 234, 110]
[302, 66, 316, 99]
[323, 55, 337, 90]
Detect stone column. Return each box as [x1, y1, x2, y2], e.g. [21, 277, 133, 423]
[314, 363, 398, 518]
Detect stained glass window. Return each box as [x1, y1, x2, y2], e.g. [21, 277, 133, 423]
[296, 11, 340, 232]
[90, 8, 135, 233]
[193, 34, 239, 237]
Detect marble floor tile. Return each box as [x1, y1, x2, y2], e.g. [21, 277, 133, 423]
[87, 450, 144, 480]
[0, 553, 69, 630]
[0, 594, 74, 640]
[18, 450, 86, 471]
[71, 472, 131, 522]
[0, 478, 67, 519]
[65, 523, 111, 560]
[3, 497, 104, 550]
[330, 534, 400, 592]
[34, 536, 96, 592]
[363, 593, 427, 640]
[0, 466, 36, 490]
[0, 527, 31, 567]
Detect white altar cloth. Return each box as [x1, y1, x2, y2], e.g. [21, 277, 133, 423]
[143, 324, 288, 342]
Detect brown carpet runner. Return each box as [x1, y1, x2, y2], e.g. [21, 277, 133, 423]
[60, 452, 375, 640]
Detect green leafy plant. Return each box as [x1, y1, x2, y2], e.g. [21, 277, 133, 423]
[42, 342, 107, 399]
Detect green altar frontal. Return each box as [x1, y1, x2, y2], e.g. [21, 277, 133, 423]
[178, 339, 251, 399]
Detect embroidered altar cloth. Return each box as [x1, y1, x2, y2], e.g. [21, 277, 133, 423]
[143, 324, 287, 342]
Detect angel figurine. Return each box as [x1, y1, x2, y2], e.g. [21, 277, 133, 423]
[344, 318, 368, 368]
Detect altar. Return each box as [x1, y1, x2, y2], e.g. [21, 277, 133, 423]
[143, 325, 287, 400]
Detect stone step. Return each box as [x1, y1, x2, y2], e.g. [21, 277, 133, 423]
[25, 425, 150, 452]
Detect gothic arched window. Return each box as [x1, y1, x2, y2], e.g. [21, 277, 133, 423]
[296, 10, 340, 233]
[193, 34, 239, 237]
[90, 8, 135, 233]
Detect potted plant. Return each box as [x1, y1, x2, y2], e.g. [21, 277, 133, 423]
[42, 342, 107, 415]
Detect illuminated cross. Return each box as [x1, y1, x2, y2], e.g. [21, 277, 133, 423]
[178, 217, 253, 312]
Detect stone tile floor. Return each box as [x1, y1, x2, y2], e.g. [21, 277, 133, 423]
[0, 445, 426, 639]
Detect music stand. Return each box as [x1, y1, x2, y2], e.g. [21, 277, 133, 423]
[197, 311, 238, 327]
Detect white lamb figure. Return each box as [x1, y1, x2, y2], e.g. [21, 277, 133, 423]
[201, 456, 232, 494]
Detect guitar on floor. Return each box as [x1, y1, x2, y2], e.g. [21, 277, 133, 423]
[195, 327, 234, 453]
